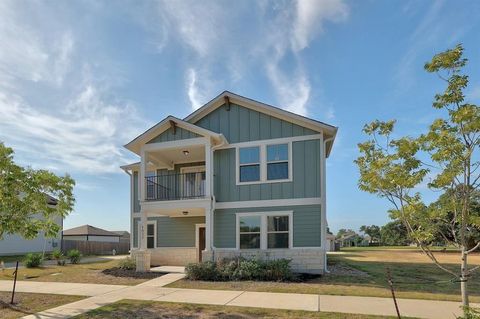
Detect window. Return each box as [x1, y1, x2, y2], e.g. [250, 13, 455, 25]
[239, 216, 261, 249]
[267, 144, 289, 180]
[267, 216, 289, 248]
[239, 146, 260, 182]
[146, 223, 155, 249]
[237, 142, 291, 184]
[237, 212, 292, 250]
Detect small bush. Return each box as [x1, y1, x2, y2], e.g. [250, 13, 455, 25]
[67, 249, 82, 264]
[52, 249, 67, 266]
[23, 253, 43, 268]
[185, 258, 293, 282]
[185, 261, 218, 281]
[118, 257, 136, 270]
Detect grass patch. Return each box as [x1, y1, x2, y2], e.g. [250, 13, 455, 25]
[167, 248, 480, 302]
[0, 255, 27, 264]
[74, 299, 400, 319]
[0, 291, 83, 319]
[0, 260, 149, 286]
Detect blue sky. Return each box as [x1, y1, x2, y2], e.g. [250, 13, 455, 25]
[1, 0, 480, 234]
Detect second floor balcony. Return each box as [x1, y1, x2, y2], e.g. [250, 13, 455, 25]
[145, 171, 206, 201]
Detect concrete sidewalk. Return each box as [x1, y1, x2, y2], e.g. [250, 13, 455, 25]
[0, 276, 477, 319]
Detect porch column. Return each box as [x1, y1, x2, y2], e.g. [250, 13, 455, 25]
[136, 149, 151, 272]
[205, 139, 212, 197]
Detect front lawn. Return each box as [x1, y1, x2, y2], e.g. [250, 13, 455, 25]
[0, 260, 156, 286]
[0, 291, 83, 319]
[73, 299, 400, 319]
[167, 247, 480, 302]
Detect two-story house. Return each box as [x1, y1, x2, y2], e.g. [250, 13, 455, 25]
[122, 91, 337, 274]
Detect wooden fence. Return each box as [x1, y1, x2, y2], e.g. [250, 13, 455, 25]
[62, 240, 130, 255]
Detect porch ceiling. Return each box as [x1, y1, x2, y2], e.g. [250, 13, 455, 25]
[150, 144, 205, 166]
[145, 206, 206, 217]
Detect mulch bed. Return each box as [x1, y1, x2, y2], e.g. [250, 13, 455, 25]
[102, 267, 167, 279]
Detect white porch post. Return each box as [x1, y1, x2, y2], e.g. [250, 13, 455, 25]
[135, 149, 151, 272]
[204, 139, 213, 253]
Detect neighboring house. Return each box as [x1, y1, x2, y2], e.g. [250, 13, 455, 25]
[337, 231, 368, 248]
[0, 196, 61, 256]
[326, 233, 336, 252]
[112, 231, 131, 244]
[62, 225, 121, 243]
[122, 91, 337, 274]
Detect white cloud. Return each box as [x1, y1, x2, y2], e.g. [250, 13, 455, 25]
[292, 0, 349, 52]
[151, 0, 348, 115]
[0, 1, 150, 175]
[0, 86, 148, 174]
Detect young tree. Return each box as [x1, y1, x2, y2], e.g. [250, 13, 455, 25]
[355, 44, 480, 312]
[0, 142, 75, 239]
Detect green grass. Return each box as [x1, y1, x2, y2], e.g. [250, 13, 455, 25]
[73, 299, 403, 319]
[0, 291, 83, 319]
[167, 247, 480, 302]
[0, 260, 148, 286]
[0, 255, 28, 264]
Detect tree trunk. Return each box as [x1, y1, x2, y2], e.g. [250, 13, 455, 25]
[461, 248, 469, 312]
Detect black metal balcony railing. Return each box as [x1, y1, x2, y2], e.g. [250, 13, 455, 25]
[145, 172, 206, 201]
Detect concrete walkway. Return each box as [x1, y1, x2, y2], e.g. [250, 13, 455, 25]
[0, 276, 477, 319]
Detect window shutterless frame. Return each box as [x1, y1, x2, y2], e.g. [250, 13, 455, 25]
[235, 211, 293, 250]
[235, 141, 292, 185]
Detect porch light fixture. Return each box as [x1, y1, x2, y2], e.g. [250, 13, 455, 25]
[182, 211, 189, 216]
[183, 150, 189, 156]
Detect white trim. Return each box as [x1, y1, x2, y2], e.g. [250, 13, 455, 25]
[184, 91, 337, 137]
[220, 134, 321, 150]
[124, 115, 227, 155]
[236, 141, 293, 185]
[215, 198, 321, 209]
[235, 211, 293, 250]
[142, 137, 207, 152]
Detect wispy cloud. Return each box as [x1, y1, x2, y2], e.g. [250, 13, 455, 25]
[149, 0, 348, 115]
[0, 1, 150, 175]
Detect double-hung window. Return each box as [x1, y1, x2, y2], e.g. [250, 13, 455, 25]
[239, 146, 260, 182]
[237, 212, 292, 250]
[239, 215, 261, 249]
[237, 142, 291, 184]
[267, 144, 289, 180]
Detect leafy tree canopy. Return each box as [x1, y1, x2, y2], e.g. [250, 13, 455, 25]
[0, 142, 75, 239]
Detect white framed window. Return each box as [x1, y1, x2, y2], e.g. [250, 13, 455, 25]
[236, 211, 293, 250]
[236, 141, 292, 185]
[238, 146, 261, 182]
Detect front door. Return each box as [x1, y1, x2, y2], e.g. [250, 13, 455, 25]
[198, 227, 206, 262]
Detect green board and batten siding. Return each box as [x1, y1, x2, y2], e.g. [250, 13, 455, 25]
[133, 216, 205, 248]
[214, 205, 321, 248]
[147, 126, 200, 143]
[195, 103, 318, 143]
[214, 140, 320, 202]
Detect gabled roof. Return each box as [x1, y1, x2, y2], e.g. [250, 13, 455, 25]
[63, 225, 120, 237]
[124, 116, 227, 155]
[184, 91, 337, 156]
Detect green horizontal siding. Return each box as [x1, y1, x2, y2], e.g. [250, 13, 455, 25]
[147, 126, 200, 143]
[213, 205, 321, 248]
[133, 216, 205, 248]
[195, 103, 318, 143]
[214, 140, 320, 202]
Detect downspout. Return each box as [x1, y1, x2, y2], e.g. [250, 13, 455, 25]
[323, 136, 334, 274]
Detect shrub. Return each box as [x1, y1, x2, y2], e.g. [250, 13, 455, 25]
[185, 258, 293, 282]
[118, 257, 136, 270]
[23, 253, 43, 268]
[51, 249, 66, 266]
[67, 249, 82, 264]
[185, 261, 218, 281]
